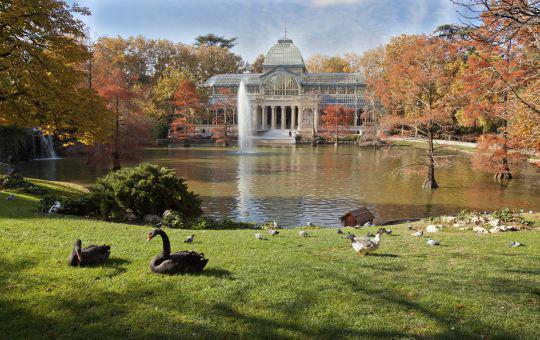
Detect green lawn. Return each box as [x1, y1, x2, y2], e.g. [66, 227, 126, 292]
[0, 186, 539, 338]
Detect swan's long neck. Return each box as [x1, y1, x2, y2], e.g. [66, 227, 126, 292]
[156, 230, 171, 258]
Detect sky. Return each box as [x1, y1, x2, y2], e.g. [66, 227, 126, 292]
[69, 0, 463, 62]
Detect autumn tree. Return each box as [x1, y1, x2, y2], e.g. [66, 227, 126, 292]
[451, 0, 540, 175]
[321, 105, 355, 144]
[0, 0, 111, 143]
[307, 54, 349, 73]
[168, 78, 204, 142]
[373, 35, 460, 188]
[210, 88, 236, 146]
[250, 54, 265, 73]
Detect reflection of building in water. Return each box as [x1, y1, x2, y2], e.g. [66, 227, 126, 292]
[236, 155, 256, 221]
[203, 35, 368, 137]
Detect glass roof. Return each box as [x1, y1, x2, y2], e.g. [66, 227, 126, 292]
[263, 37, 305, 66]
[204, 73, 263, 87]
[204, 72, 365, 87]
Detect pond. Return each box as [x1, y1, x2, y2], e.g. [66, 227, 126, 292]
[18, 145, 540, 227]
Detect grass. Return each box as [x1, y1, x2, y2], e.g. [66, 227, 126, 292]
[0, 185, 539, 338]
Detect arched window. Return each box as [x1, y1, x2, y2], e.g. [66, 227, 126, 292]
[263, 72, 299, 96]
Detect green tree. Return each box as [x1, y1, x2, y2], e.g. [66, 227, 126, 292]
[195, 33, 237, 49]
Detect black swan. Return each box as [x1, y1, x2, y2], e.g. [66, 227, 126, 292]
[147, 229, 208, 274]
[67, 239, 110, 267]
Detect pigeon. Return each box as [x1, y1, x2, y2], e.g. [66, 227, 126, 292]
[337, 228, 344, 234]
[364, 222, 371, 227]
[268, 229, 279, 236]
[509, 241, 524, 247]
[299, 230, 308, 237]
[427, 239, 440, 246]
[273, 220, 279, 229]
[255, 233, 266, 240]
[407, 224, 414, 231]
[6, 194, 15, 201]
[377, 227, 387, 234]
[184, 234, 195, 243]
[385, 229, 392, 235]
[412, 230, 423, 237]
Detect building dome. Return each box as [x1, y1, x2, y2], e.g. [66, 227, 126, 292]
[263, 36, 305, 67]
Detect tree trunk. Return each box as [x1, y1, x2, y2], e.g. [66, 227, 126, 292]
[112, 97, 121, 171]
[495, 133, 512, 180]
[423, 124, 438, 189]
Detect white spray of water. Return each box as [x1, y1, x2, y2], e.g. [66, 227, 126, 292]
[237, 80, 253, 152]
[39, 135, 57, 159]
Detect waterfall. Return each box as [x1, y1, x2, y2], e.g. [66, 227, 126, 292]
[39, 134, 57, 159]
[237, 80, 253, 152]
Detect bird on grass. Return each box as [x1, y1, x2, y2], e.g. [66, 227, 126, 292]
[345, 230, 383, 256]
[273, 220, 279, 229]
[299, 230, 309, 237]
[407, 224, 414, 231]
[385, 229, 392, 235]
[366, 232, 375, 238]
[427, 239, 440, 246]
[509, 241, 524, 247]
[412, 230, 423, 237]
[255, 233, 266, 240]
[67, 239, 110, 267]
[184, 234, 195, 243]
[268, 229, 279, 236]
[307, 222, 312, 227]
[337, 228, 344, 234]
[6, 194, 15, 201]
[364, 222, 371, 227]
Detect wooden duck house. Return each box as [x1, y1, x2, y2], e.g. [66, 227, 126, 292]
[340, 207, 374, 227]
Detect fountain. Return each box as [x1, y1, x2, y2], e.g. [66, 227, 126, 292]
[38, 134, 57, 159]
[237, 80, 253, 152]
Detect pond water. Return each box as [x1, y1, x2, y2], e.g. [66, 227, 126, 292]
[18, 145, 540, 226]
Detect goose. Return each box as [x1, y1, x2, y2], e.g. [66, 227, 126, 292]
[412, 230, 423, 237]
[427, 239, 440, 246]
[299, 230, 308, 237]
[345, 231, 383, 256]
[184, 234, 195, 243]
[255, 233, 266, 240]
[268, 229, 279, 236]
[337, 228, 344, 234]
[67, 239, 110, 267]
[147, 229, 208, 274]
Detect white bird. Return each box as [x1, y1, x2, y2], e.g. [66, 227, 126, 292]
[268, 229, 279, 236]
[427, 239, 440, 246]
[346, 231, 383, 255]
[255, 233, 266, 240]
[184, 234, 195, 243]
[6, 194, 15, 201]
[299, 230, 308, 237]
[273, 220, 279, 229]
[412, 230, 423, 237]
[509, 241, 524, 247]
[529, 210, 534, 214]
[307, 222, 312, 227]
[48, 201, 62, 214]
[364, 222, 371, 227]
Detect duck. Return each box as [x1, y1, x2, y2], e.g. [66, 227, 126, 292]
[412, 230, 423, 237]
[184, 234, 195, 243]
[67, 239, 110, 267]
[364, 222, 371, 227]
[255, 233, 266, 240]
[427, 239, 440, 246]
[268, 229, 279, 236]
[385, 229, 392, 235]
[299, 230, 309, 237]
[345, 230, 383, 256]
[147, 229, 208, 274]
[337, 228, 344, 234]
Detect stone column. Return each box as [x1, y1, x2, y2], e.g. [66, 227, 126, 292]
[281, 105, 286, 129]
[271, 106, 276, 129]
[297, 106, 303, 131]
[314, 107, 319, 132]
[292, 106, 297, 130]
[261, 106, 266, 129]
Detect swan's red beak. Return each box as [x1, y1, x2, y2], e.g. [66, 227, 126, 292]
[147, 234, 153, 242]
[76, 250, 82, 262]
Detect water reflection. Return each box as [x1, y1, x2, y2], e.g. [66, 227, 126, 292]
[16, 145, 540, 226]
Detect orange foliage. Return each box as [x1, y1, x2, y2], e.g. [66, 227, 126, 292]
[320, 105, 355, 142]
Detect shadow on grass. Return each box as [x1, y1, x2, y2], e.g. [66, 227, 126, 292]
[199, 268, 234, 279]
[368, 253, 399, 258]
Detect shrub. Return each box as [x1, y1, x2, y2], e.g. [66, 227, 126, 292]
[0, 175, 47, 195]
[162, 211, 255, 230]
[91, 163, 202, 221]
[39, 194, 98, 216]
[162, 210, 189, 229]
